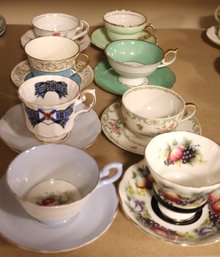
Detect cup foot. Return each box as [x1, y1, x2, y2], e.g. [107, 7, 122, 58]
[151, 196, 203, 225]
[118, 76, 148, 87]
[32, 132, 70, 143]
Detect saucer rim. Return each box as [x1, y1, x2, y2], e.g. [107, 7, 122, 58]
[118, 160, 220, 246]
[94, 60, 176, 95]
[91, 26, 157, 50]
[10, 59, 94, 88]
[20, 29, 91, 51]
[101, 101, 202, 155]
[0, 103, 101, 153]
[0, 176, 118, 253]
[206, 25, 220, 46]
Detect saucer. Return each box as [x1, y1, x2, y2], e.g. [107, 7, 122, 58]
[91, 27, 157, 49]
[0, 103, 101, 153]
[94, 61, 176, 95]
[101, 102, 201, 155]
[206, 26, 220, 46]
[119, 159, 220, 246]
[0, 176, 118, 253]
[20, 29, 91, 51]
[11, 59, 94, 88]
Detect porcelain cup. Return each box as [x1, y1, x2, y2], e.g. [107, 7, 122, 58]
[105, 39, 178, 86]
[18, 75, 96, 143]
[24, 36, 89, 77]
[6, 144, 123, 227]
[104, 10, 155, 41]
[145, 131, 220, 216]
[32, 13, 90, 40]
[214, 6, 220, 37]
[121, 85, 196, 136]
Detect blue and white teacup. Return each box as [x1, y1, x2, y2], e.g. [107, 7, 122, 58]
[24, 36, 89, 78]
[18, 75, 96, 142]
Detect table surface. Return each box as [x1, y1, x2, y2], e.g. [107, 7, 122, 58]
[0, 25, 219, 257]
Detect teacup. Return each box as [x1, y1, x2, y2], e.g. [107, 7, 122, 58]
[104, 9, 155, 41]
[105, 39, 178, 86]
[6, 144, 123, 226]
[121, 85, 196, 136]
[145, 131, 220, 217]
[24, 36, 89, 77]
[214, 6, 220, 38]
[32, 13, 90, 40]
[18, 75, 96, 143]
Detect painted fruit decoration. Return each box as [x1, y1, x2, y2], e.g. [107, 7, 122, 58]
[133, 166, 154, 190]
[162, 138, 204, 166]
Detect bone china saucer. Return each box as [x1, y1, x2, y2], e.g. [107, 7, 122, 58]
[94, 61, 176, 95]
[91, 27, 157, 49]
[119, 159, 220, 246]
[206, 26, 220, 46]
[0, 176, 118, 253]
[11, 60, 94, 88]
[20, 29, 91, 51]
[0, 103, 101, 153]
[101, 102, 201, 155]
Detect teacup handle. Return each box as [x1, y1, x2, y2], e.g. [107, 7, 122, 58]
[215, 6, 220, 23]
[139, 23, 156, 40]
[73, 89, 96, 118]
[97, 162, 123, 189]
[179, 103, 197, 122]
[72, 20, 90, 40]
[158, 48, 179, 68]
[74, 53, 90, 71]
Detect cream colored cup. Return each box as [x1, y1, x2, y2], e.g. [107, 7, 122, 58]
[104, 9, 155, 41]
[121, 85, 196, 136]
[25, 36, 89, 77]
[18, 75, 96, 143]
[32, 13, 90, 40]
[214, 6, 220, 38]
[6, 144, 123, 226]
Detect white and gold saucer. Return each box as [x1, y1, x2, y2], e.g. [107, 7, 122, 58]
[0, 176, 118, 253]
[21, 29, 91, 51]
[119, 159, 220, 245]
[11, 59, 94, 88]
[0, 103, 101, 153]
[206, 25, 220, 46]
[101, 102, 201, 155]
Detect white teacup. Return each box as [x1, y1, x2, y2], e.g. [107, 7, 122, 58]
[214, 6, 220, 38]
[6, 144, 123, 226]
[32, 13, 90, 40]
[18, 75, 96, 143]
[121, 85, 196, 136]
[25, 36, 89, 77]
[104, 9, 155, 41]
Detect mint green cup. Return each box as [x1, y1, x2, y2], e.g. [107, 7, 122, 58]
[105, 39, 178, 86]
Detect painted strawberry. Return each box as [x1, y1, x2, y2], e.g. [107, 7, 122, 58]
[209, 190, 220, 203]
[164, 191, 181, 203]
[39, 196, 59, 206]
[168, 146, 183, 162]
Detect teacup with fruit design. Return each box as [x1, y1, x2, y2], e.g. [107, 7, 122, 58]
[145, 131, 220, 216]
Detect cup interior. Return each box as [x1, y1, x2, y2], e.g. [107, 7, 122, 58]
[123, 86, 184, 119]
[25, 36, 79, 60]
[18, 75, 79, 106]
[106, 40, 163, 65]
[32, 13, 78, 31]
[7, 145, 100, 203]
[104, 10, 146, 26]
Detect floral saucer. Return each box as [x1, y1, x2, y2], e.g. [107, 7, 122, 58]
[91, 27, 157, 49]
[206, 26, 220, 46]
[101, 102, 201, 155]
[94, 61, 176, 95]
[0, 103, 101, 153]
[119, 159, 220, 245]
[11, 59, 94, 88]
[0, 176, 118, 253]
[20, 29, 91, 51]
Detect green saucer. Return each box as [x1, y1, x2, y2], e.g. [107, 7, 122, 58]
[91, 27, 157, 49]
[94, 61, 176, 95]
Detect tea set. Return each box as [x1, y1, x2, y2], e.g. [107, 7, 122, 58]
[0, 8, 220, 253]
[206, 5, 220, 46]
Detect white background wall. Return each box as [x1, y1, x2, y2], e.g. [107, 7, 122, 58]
[1, 0, 219, 29]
